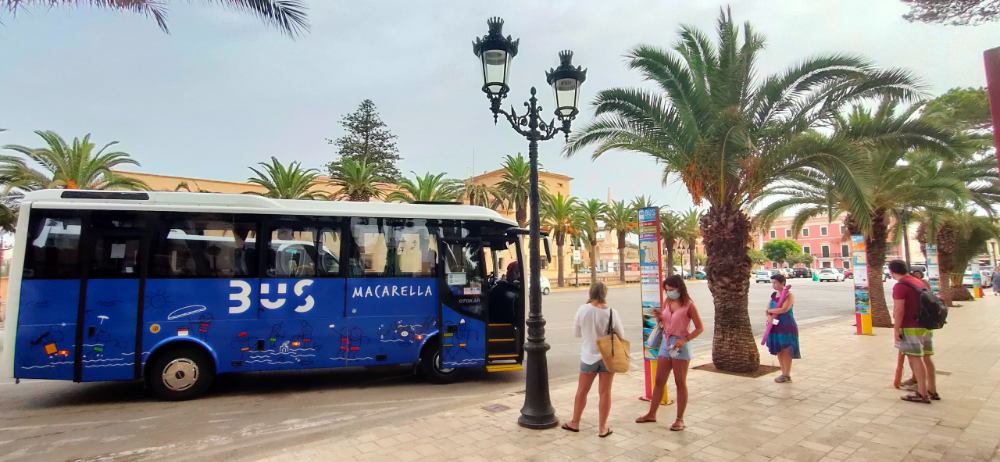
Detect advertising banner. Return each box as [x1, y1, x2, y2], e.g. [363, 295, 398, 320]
[637, 207, 668, 403]
[851, 235, 872, 335]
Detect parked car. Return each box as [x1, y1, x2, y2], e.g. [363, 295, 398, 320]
[528, 275, 552, 295]
[843, 268, 854, 279]
[694, 270, 707, 280]
[792, 267, 812, 278]
[754, 270, 772, 284]
[962, 271, 975, 288]
[817, 268, 844, 282]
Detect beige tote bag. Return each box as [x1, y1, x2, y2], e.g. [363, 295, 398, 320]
[596, 308, 630, 373]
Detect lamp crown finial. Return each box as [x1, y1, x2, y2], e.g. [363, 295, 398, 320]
[558, 50, 574, 65]
[487, 17, 504, 33]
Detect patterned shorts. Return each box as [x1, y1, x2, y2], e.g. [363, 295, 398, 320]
[898, 328, 934, 357]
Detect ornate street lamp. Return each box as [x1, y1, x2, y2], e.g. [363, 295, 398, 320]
[473, 17, 586, 430]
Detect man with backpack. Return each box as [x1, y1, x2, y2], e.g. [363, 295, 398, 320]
[889, 260, 940, 403]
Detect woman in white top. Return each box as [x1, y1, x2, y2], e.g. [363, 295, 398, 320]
[562, 282, 624, 438]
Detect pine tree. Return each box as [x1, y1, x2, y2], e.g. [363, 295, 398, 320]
[327, 99, 402, 180]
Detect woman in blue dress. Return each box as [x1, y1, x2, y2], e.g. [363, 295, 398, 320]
[766, 274, 800, 383]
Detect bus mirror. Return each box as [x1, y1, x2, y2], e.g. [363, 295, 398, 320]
[543, 237, 552, 264]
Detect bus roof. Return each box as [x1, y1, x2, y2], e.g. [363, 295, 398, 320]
[21, 190, 518, 226]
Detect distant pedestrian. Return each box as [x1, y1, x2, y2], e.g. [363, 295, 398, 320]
[635, 275, 704, 431]
[991, 267, 1000, 296]
[889, 260, 939, 403]
[564, 282, 621, 437]
[766, 274, 800, 383]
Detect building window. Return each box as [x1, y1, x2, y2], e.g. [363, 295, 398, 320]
[769, 230, 776, 239]
[843, 261, 851, 269]
[840, 225, 847, 235]
[822, 261, 832, 268]
[784, 229, 791, 238]
[802, 228, 809, 237]
[841, 244, 849, 257]
[821, 245, 830, 258]
[802, 246, 811, 256]
[820, 226, 828, 236]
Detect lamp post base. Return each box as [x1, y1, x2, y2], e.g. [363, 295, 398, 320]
[517, 413, 559, 429]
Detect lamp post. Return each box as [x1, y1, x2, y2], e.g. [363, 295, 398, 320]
[473, 17, 586, 430]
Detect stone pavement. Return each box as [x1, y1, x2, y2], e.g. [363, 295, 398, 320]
[254, 295, 1000, 462]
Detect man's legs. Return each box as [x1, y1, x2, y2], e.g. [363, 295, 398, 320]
[906, 354, 928, 397]
[923, 356, 937, 396]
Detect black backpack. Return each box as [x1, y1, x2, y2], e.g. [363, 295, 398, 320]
[901, 281, 948, 329]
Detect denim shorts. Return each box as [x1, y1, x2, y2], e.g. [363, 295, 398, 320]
[658, 335, 693, 361]
[580, 360, 609, 373]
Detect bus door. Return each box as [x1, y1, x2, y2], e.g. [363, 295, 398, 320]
[483, 233, 525, 368]
[438, 239, 487, 369]
[79, 212, 148, 381]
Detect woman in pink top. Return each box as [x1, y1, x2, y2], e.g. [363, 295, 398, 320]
[635, 275, 704, 431]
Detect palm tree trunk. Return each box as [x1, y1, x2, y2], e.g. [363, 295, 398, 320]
[950, 275, 972, 301]
[940, 272, 953, 306]
[701, 205, 759, 373]
[516, 202, 527, 228]
[665, 239, 675, 277]
[936, 224, 957, 307]
[557, 240, 565, 288]
[688, 240, 696, 279]
[590, 243, 598, 287]
[866, 210, 893, 328]
[617, 231, 627, 283]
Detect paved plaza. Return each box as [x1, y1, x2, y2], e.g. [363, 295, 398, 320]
[257, 295, 1000, 462]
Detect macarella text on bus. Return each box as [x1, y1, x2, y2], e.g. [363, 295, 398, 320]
[351, 284, 435, 299]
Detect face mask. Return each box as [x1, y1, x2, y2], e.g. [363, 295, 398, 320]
[666, 290, 681, 300]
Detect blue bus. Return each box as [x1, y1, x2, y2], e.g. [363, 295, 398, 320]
[1, 190, 528, 400]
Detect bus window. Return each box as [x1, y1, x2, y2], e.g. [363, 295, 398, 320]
[349, 218, 389, 277]
[318, 227, 341, 276]
[267, 225, 317, 278]
[24, 214, 82, 279]
[89, 214, 144, 278]
[151, 215, 258, 278]
[390, 219, 437, 277]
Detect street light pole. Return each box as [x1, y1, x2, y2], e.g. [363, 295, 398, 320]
[473, 17, 586, 430]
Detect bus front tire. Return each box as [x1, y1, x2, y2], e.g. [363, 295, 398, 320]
[147, 345, 215, 401]
[419, 342, 458, 384]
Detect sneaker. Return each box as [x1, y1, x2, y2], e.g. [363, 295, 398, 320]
[774, 375, 792, 383]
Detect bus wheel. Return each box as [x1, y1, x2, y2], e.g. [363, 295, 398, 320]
[419, 342, 458, 384]
[147, 345, 215, 401]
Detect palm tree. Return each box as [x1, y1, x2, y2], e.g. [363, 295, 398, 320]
[679, 209, 702, 278]
[328, 157, 387, 202]
[603, 199, 636, 282]
[756, 102, 971, 326]
[463, 181, 503, 209]
[2, 0, 309, 36]
[565, 9, 919, 371]
[386, 172, 463, 203]
[630, 195, 655, 211]
[659, 211, 683, 277]
[496, 154, 537, 228]
[1, 130, 148, 191]
[575, 199, 607, 287]
[540, 192, 578, 288]
[246, 156, 324, 200]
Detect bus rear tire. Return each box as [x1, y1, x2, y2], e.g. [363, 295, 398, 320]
[419, 341, 458, 384]
[147, 345, 215, 401]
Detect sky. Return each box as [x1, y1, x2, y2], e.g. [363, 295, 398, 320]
[1, 0, 999, 211]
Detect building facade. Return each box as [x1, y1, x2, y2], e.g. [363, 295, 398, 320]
[757, 214, 909, 270]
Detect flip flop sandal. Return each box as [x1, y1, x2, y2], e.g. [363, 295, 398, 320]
[634, 416, 657, 424]
[901, 393, 930, 403]
[598, 429, 613, 438]
[670, 421, 685, 431]
[929, 392, 941, 401]
[561, 423, 580, 432]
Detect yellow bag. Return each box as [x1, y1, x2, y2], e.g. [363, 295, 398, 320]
[596, 309, 630, 373]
